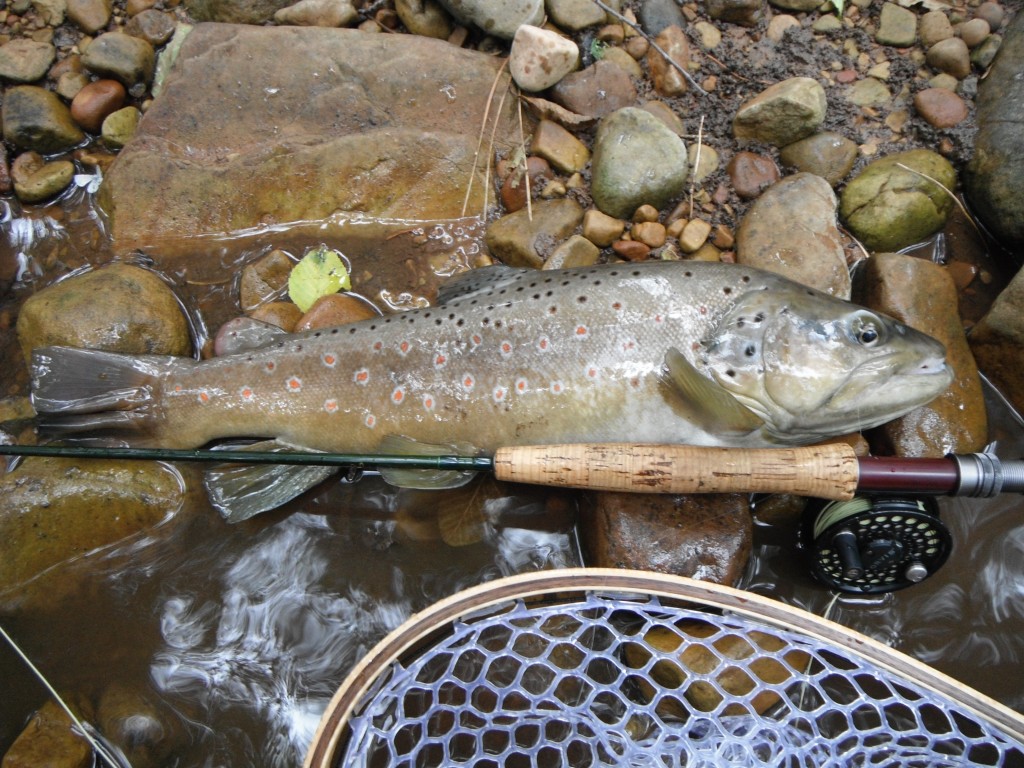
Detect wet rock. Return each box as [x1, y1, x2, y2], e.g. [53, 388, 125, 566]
[639, 0, 685, 35]
[580, 492, 752, 585]
[0, 457, 183, 610]
[969, 267, 1024, 415]
[394, 0, 453, 39]
[250, 300, 302, 330]
[647, 25, 691, 97]
[919, 9, 953, 47]
[98, 683, 180, 768]
[185, 0, 294, 23]
[732, 76, 827, 147]
[632, 220, 667, 248]
[964, 11, 1024, 247]
[125, 9, 180, 45]
[913, 87, 968, 128]
[856, 253, 987, 457]
[67, 0, 114, 32]
[509, 25, 579, 93]
[736, 172, 850, 297]
[56, 71, 91, 100]
[0, 39, 56, 83]
[101, 105, 142, 148]
[485, 198, 583, 268]
[926, 36, 971, 78]
[582, 207, 626, 246]
[706, 0, 762, 27]
[549, 59, 637, 119]
[547, 0, 613, 31]
[16, 262, 191, 363]
[9, 151, 44, 186]
[612, 239, 651, 260]
[296, 293, 379, 330]
[81, 31, 156, 87]
[1, 699, 93, 768]
[101, 25, 522, 252]
[875, 2, 917, 46]
[591, 107, 688, 218]
[543, 234, 600, 269]
[778, 131, 857, 187]
[273, 0, 358, 27]
[1, 86, 85, 153]
[499, 156, 552, 212]
[71, 79, 127, 133]
[529, 119, 589, 173]
[435, 0, 543, 39]
[839, 149, 956, 252]
[725, 150, 779, 200]
[12, 159, 75, 203]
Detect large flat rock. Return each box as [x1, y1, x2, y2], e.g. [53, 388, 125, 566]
[100, 24, 520, 254]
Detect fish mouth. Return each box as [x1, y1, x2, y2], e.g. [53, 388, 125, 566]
[824, 352, 952, 415]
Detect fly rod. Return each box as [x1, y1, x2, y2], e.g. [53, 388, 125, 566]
[1, 442, 1022, 500]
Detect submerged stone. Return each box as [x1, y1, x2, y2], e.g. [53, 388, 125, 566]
[99, 24, 522, 254]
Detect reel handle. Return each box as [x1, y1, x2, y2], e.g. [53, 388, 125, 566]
[493, 442, 860, 499]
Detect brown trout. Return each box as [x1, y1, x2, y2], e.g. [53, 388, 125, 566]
[31, 262, 952, 520]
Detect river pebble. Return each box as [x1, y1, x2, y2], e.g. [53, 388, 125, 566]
[394, 0, 453, 39]
[82, 31, 157, 87]
[436, 0, 543, 39]
[590, 106, 688, 218]
[0, 39, 56, 83]
[971, 33, 1002, 69]
[919, 10, 954, 46]
[549, 59, 637, 118]
[530, 119, 588, 174]
[977, 1, 1005, 30]
[726, 150, 780, 200]
[778, 131, 857, 187]
[71, 78, 127, 133]
[67, 0, 113, 32]
[250, 300, 302, 331]
[913, 87, 968, 128]
[706, 0, 761, 26]
[1, 86, 85, 153]
[766, 14, 800, 42]
[926, 36, 971, 78]
[647, 24, 691, 97]
[102, 105, 142, 148]
[582, 208, 626, 246]
[547, 0, 613, 32]
[768, 0, 819, 12]
[876, 2, 917, 46]
[239, 248, 294, 310]
[857, 253, 987, 457]
[580, 492, 751, 585]
[960, 17, 992, 48]
[13, 159, 75, 203]
[677, 218, 712, 253]
[969, 266, 1024, 415]
[125, 9, 179, 45]
[273, 0, 358, 27]
[638, 0, 684, 35]
[0, 700, 94, 768]
[732, 76, 827, 147]
[736, 172, 851, 297]
[543, 234, 600, 269]
[839, 148, 956, 252]
[16, 262, 191, 362]
[499, 156, 552, 212]
[509, 24, 579, 93]
[485, 198, 583, 268]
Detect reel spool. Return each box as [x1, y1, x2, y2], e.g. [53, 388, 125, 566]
[805, 496, 952, 593]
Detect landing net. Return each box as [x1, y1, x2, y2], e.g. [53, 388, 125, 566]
[306, 570, 1024, 767]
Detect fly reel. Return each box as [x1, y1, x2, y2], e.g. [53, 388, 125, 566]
[805, 496, 952, 593]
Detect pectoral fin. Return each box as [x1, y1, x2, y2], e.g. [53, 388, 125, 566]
[662, 347, 764, 436]
[204, 440, 337, 523]
[377, 434, 477, 490]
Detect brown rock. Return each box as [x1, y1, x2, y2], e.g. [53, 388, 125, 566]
[295, 293, 379, 330]
[529, 120, 588, 173]
[548, 59, 637, 119]
[239, 248, 294, 310]
[632, 220, 667, 248]
[0, 143, 11, 195]
[70, 78, 126, 133]
[969, 266, 1024, 416]
[67, 0, 113, 33]
[612, 239, 651, 260]
[926, 37, 971, 78]
[0, 700, 94, 768]
[856, 253, 987, 457]
[579, 492, 751, 585]
[249, 300, 303, 331]
[726, 151, 780, 200]
[499, 156, 552, 213]
[913, 87, 968, 128]
[706, 0, 761, 26]
[646, 25, 690, 97]
[485, 198, 584, 268]
[125, 8, 178, 45]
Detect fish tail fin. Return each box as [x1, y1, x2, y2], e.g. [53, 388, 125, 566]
[30, 346, 187, 446]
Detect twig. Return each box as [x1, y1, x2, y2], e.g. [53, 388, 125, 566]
[894, 162, 983, 238]
[482, 83, 511, 221]
[592, 0, 708, 96]
[516, 93, 533, 222]
[462, 58, 510, 219]
[689, 114, 705, 219]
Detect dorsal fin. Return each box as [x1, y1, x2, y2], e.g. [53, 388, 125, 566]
[213, 317, 290, 356]
[436, 265, 529, 305]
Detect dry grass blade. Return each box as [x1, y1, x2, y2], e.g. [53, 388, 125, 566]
[462, 58, 510, 219]
[517, 94, 533, 222]
[689, 114, 705, 219]
[894, 161, 984, 238]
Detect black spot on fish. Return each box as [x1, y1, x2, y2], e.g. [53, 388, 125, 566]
[723, 287, 732, 295]
[533, 294, 541, 300]
[578, 296, 587, 303]
[494, 320, 503, 328]
[742, 275, 751, 283]
[745, 345, 756, 357]
[726, 369, 736, 377]
[754, 313, 765, 323]
[349, 327, 357, 334]
[684, 271, 693, 278]
[457, 319, 464, 327]
[549, 306, 558, 314]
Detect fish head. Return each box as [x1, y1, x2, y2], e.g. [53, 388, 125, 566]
[700, 286, 953, 443]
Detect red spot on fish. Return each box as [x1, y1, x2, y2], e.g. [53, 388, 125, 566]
[586, 366, 599, 379]
[699, 306, 707, 315]
[434, 353, 447, 369]
[493, 386, 507, 403]
[537, 336, 550, 352]
[239, 386, 254, 400]
[500, 341, 513, 358]
[365, 414, 376, 429]
[392, 386, 405, 404]
[550, 381, 564, 394]
[372, 340, 383, 352]
[286, 376, 303, 392]
[354, 368, 370, 385]
[265, 361, 276, 373]
[655, 314, 664, 324]
[612, 301, 623, 311]
[398, 340, 411, 356]
[575, 325, 588, 338]
[198, 390, 210, 404]
[322, 353, 338, 368]
[423, 394, 435, 411]
[470, 334, 483, 348]
[174, 384, 183, 393]
[622, 339, 636, 352]
[515, 377, 528, 393]
[324, 399, 339, 413]
[462, 374, 475, 392]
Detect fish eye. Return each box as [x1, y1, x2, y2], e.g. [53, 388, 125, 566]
[850, 312, 885, 348]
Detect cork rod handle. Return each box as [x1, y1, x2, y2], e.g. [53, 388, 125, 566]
[492, 443, 860, 500]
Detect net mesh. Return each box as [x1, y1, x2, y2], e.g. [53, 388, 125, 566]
[338, 591, 1023, 767]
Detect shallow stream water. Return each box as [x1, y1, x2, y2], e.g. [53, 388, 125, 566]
[1, 182, 1021, 765]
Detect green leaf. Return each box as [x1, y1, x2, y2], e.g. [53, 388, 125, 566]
[830, 0, 845, 16]
[288, 245, 351, 313]
[590, 38, 608, 60]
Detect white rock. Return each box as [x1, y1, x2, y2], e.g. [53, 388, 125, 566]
[509, 25, 579, 93]
[273, 0, 358, 27]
